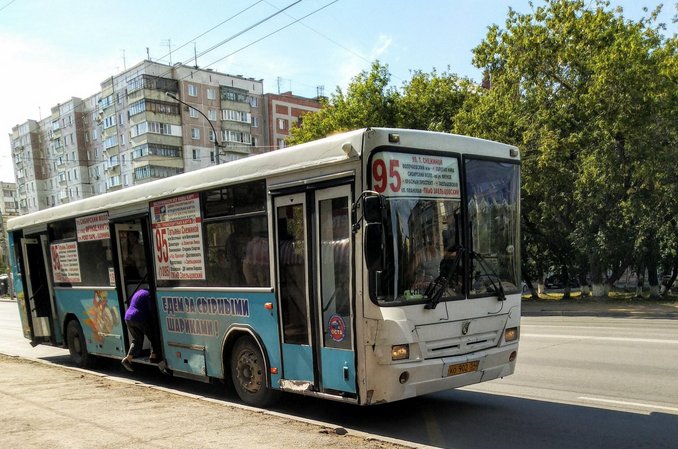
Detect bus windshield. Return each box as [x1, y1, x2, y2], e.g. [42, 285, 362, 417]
[372, 155, 520, 305]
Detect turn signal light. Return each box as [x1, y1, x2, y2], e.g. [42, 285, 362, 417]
[391, 344, 410, 361]
[504, 327, 519, 342]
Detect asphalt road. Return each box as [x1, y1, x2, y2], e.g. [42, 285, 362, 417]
[1, 300, 677, 449]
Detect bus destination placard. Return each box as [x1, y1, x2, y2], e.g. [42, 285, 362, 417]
[371, 151, 460, 199]
[151, 193, 206, 280]
[76, 212, 110, 242]
[50, 241, 82, 283]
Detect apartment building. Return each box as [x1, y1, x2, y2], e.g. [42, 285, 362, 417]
[8, 60, 269, 214]
[10, 120, 43, 213]
[0, 181, 18, 270]
[263, 91, 323, 150]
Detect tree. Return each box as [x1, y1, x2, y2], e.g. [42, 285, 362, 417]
[395, 68, 473, 132]
[455, 0, 677, 297]
[288, 62, 475, 144]
[287, 62, 397, 145]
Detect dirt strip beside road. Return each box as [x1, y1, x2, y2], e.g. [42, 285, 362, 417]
[0, 354, 413, 449]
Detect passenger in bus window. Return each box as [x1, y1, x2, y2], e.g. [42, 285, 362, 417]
[243, 234, 269, 287]
[121, 288, 161, 371]
[223, 222, 248, 285]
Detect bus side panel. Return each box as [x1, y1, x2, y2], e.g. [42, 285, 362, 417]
[54, 288, 125, 357]
[157, 290, 281, 386]
[8, 232, 31, 340]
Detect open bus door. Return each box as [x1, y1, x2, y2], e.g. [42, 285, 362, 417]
[113, 222, 161, 363]
[19, 235, 57, 346]
[274, 184, 356, 396]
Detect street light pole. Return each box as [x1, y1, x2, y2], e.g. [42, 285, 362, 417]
[165, 91, 221, 165]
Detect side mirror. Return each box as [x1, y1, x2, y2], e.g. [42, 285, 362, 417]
[363, 195, 384, 224]
[356, 192, 385, 271]
[364, 223, 384, 271]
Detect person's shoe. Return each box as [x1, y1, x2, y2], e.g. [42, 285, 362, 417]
[149, 353, 160, 363]
[157, 360, 168, 374]
[121, 358, 134, 372]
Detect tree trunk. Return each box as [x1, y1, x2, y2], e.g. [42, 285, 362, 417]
[662, 261, 678, 297]
[560, 265, 571, 299]
[647, 259, 660, 299]
[591, 283, 609, 297]
[589, 253, 608, 298]
[635, 269, 644, 298]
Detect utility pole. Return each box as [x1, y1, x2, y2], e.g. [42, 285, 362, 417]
[165, 92, 221, 165]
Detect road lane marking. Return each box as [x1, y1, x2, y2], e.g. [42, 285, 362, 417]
[522, 333, 678, 345]
[578, 396, 678, 414]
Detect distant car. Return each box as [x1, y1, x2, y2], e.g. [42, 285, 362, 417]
[545, 276, 579, 290]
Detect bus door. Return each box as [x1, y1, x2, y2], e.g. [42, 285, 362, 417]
[19, 235, 56, 345]
[113, 222, 158, 359]
[274, 184, 356, 395]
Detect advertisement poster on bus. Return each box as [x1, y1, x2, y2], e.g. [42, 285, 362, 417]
[371, 152, 460, 199]
[150, 193, 206, 280]
[75, 212, 110, 242]
[50, 241, 82, 283]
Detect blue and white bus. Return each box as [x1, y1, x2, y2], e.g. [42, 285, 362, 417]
[8, 128, 521, 406]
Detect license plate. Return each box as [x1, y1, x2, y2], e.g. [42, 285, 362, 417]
[447, 360, 479, 376]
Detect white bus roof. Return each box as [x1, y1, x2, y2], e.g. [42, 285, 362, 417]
[8, 128, 517, 231]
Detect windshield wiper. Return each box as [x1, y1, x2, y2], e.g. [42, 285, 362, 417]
[424, 247, 464, 310]
[471, 251, 506, 301]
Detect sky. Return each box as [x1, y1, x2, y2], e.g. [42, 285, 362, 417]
[0, 0, 675, 183]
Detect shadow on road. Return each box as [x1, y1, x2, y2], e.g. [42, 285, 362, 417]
[36, 355, 678, 449]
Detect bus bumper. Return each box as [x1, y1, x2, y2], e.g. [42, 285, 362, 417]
[365, 342, 518, 404]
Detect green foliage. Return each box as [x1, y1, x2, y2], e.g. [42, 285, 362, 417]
[287, 62, 475, 144]
[287, 61, 397, 145]
[456, 0, 677, 294]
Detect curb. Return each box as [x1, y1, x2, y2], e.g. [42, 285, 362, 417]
[1, 352, 430, 449]
[523, 310, 678, 319]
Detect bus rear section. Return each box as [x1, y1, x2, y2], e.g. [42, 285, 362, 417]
[356, 130, 520, 404]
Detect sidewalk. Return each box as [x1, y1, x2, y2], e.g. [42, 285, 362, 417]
[522, 296, 678, 318]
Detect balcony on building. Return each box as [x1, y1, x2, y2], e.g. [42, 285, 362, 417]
[133, 164, 182, 184]
[127, 74, 179, 103]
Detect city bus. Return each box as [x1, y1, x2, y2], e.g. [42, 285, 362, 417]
[7, 128, 521, 407]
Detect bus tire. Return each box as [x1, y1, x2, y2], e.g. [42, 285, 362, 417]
[66, 320, 95, 369]
[230, 337, 277, 407]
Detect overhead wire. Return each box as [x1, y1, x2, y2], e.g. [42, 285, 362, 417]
[9, 0, 338, 186]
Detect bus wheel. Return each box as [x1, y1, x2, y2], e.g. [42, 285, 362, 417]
[230, 337, 277, 407]
[66, 320, 95, 368]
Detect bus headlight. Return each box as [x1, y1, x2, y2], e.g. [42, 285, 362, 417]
[504, 327, 519, 342]
[391, 344, 410, 361]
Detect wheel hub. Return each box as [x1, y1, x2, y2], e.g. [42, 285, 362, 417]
[236, 351, 262, 393]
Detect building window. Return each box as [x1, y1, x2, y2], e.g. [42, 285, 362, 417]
[189, 107, 198, 118]
[251, 116, 259, 128]
[208, 109, 217, 120]
[188, 84, 198, 97]
[192, 149, 199, 160]
[207, 88, 216, 100]
[277, 139, 286, 149]
[250, 97, 258, 108]
[277, 118, 288, 130]
[191, 128, 200, 140]
[103, 115, 116, 129]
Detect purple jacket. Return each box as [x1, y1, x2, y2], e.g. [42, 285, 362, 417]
[125, 289, 151, 323]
